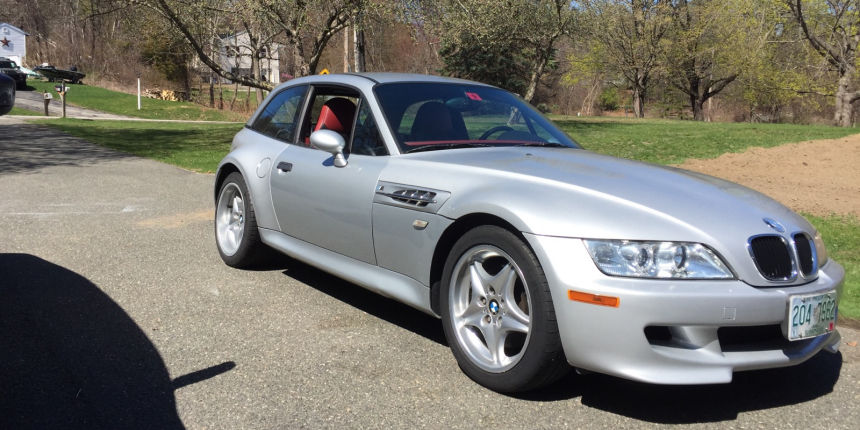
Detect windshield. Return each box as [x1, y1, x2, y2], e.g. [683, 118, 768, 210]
[374, 82, 580, 153]
[0, 61, 17, 69]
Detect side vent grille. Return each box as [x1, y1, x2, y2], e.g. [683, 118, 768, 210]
[385, 189, 437, 207]
[749, 236, 794, 281]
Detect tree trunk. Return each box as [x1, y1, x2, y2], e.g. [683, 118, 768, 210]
[354, 25, 366, 73]
[230, 81, 239, 110]
[692, 96, 705, 121]
[632, 88, 643, 118]
[835, 70, 853, 127]
[251, 55, 263, 105]
[523, 45, 553, 103]
[707, 91, 713, 122]
[182, 69, 192, 102]
[209, 74, 215, 108]
[632, 71, 647, 118]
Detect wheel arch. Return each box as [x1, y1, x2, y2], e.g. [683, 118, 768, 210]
[214, 162, 242, 203]
[429, 213, 529, 315]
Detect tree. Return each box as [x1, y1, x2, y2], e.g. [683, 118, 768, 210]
[434, 0, 575, 102]
[663, 0, 769, 121]
[579, 0, 673, 117]
[140, 26, 195, 98]
[140, 0, 364, 90]
[786, 0, 860, 126]
[439, 33, 530, 95]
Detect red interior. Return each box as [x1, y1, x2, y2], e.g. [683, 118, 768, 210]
[314, 98, 356, 134]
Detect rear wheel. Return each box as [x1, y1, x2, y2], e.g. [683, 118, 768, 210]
[440, 225, 569, 392]
[215, 172, 267, 268]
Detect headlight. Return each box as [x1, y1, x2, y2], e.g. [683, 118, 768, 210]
[583, 240, 734, 279]
[813, 231, 829, 266]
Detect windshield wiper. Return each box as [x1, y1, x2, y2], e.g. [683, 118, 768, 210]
[515, 142, 569, 148]
[405, 143, 490, 153]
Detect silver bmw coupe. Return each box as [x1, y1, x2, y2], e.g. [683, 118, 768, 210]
[214, 73, 843, 393]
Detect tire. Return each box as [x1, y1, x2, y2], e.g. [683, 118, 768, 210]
[215, 172, 268, 268]
[440, 225, 569, 393]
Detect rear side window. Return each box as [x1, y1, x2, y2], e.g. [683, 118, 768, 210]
[252, 85, 307, 142]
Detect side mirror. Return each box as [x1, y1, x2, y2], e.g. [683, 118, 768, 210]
[309, 129, 347, 167]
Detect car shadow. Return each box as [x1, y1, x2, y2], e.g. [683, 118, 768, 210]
[0, 253, 234, 429]
[519, 347, 842, 423]
[0, 123, 131, 174]
[264, 255, 447, 346]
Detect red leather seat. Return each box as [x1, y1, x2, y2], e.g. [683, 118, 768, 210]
[314, 97, 356, 135]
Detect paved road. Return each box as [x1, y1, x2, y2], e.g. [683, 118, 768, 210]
[13, 89, 134, 119]
[1, 117, 859, 429]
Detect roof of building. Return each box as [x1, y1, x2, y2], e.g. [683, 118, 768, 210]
[0, 23, 30, 36]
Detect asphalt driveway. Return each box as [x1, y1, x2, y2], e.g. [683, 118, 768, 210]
[1, 118, 859, 429]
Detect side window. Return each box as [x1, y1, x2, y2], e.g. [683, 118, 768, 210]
[350, 100, 388, 156]
[298, 86, 359, 148]
[252, 85, 306, 142]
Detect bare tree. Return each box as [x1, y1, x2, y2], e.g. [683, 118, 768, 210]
[786, 0, 860, 126]
[581, 0, 672, 117]
[664, 0, 752, 121]
[141, 0, 362, 90]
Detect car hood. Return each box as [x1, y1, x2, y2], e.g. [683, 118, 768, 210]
[381, 147, 814, 284]
[398, 146, 803, 228]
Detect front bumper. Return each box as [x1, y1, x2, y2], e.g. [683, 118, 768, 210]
[526, 234, 844, 384]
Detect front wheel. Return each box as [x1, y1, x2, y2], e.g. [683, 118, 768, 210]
[215, 172, 268, 268]
[440, 225, 569, 392]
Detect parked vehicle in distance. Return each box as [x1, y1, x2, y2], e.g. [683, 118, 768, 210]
[0, 57, 26, 90]
[33, 64, 85, 84]
[214, 73, 843, 393]
[0, 72, 15, 115]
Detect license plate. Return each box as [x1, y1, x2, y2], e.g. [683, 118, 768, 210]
[787, 291, 838, 341]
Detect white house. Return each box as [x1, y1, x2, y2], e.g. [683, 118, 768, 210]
[216, 32, 281, 84]
[0, 23, 28, 66]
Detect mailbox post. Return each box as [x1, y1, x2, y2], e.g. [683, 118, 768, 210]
[54, 83, 68, 118]
[42, 91, 52, 116]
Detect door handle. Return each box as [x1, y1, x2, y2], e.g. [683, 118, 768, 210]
[277, 161, 293, 172]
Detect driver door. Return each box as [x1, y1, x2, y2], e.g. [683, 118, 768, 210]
[270, 89, 386, 265]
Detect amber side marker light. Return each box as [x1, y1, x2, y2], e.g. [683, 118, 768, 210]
[568, 290, 620, 308]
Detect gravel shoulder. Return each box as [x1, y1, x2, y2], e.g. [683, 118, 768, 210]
[675, 133, 860, 217]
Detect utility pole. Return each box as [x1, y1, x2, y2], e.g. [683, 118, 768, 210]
[343, 26, 350, 73]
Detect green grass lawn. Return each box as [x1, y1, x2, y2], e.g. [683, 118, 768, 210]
[34, 115, 860, 322]
[28, 80, 248, 122]
[803, 214, 860, 323]
[9, 106, 42, 116]
[36, 119, 241, 173]
[552, 115, 860, 164]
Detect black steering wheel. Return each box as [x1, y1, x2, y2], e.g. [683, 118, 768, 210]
[479, 126, 515, 140]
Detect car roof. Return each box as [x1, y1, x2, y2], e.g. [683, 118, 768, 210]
[282, 72, 494, 88]
[353, 72, 491, 86]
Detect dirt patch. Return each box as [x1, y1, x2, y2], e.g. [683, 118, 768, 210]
[675, 134, 860, 217]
